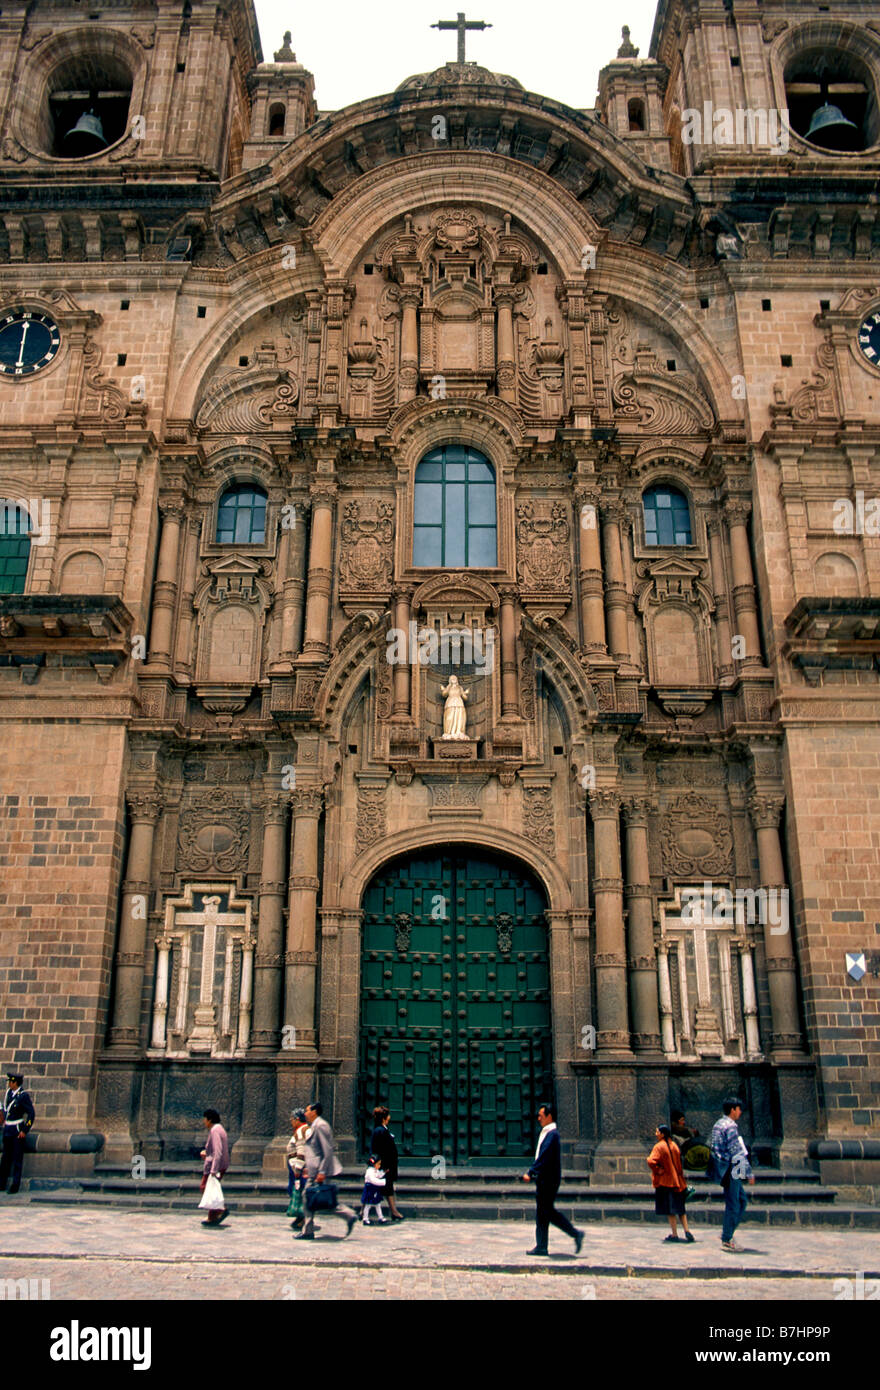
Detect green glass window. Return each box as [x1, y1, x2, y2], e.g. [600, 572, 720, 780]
[216, 485, 267, 544]
[0, 503, 32, 595]
[413, 446, 497, 568]
[643, 486, 692, 546]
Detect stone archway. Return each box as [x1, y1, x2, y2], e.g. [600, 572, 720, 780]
[356, 844, 553, 1164]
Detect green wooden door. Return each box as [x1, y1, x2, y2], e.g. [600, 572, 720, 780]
[358, 850, 553, 1163]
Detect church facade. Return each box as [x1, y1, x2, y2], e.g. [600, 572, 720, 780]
[1, 0, 879, 1183]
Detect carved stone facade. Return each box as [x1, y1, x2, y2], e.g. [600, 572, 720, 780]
[1, 0, 877, 1182]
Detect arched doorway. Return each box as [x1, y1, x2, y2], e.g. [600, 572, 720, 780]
[358, 847, 552, 1164]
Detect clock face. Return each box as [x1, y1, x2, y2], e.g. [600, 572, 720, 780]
[0, 309, 61, 377]
[858, 311, 880, 370]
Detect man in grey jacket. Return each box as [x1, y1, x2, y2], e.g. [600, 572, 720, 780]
[296, 1101, 357, 1240]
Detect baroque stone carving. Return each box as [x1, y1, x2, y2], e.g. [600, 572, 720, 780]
[339, 500, 394, 599]
[177, 793, 250, 874]
[660, 794, 734, 877]
[523, 784, 555, 855]
[356, 784, 387, 853]
[516, 501, 571, 609]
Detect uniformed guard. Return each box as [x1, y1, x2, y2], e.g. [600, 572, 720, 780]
[0, 1072, 35, 1194]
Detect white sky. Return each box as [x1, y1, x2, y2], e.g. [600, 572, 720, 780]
[253, 0, 662, 113]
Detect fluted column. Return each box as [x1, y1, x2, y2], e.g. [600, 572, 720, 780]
[300, 483, 336, 659]
[748, 792, 803, 1058]
[398, 289, 420, 402]
[575, 490, 607, 653]
[251, 795, 289, 1051]
[622, 797, 662, 1053]
[736, 938, 762, 1059]
[589, 788, 632, 1055]
[498, 587, 520, 718]
[147, 503, 184, 667]
[391, 586, 412, 719]
[283, 785, 324, 1048]
[707, 516, 734, 680]
[600, 502, 631, 663]
[724, 500, 763, 666]
[150, 937, 171, 1051]
[108, 790, 163, 1048]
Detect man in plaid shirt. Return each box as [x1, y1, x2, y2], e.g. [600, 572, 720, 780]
[710, 1096, 755, 1251]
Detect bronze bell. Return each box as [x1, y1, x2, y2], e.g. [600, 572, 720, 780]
[63, 109, 108, 156]
[805, 101, 861, 151]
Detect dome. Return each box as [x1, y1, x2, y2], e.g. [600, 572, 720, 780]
[396, 61, 524, 93]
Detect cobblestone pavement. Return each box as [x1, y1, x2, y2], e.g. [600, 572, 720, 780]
[0, 1205, 876, 1299]
[0, 1257, 843, 1301]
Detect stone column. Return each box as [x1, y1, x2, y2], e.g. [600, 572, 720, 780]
[108, 790, 163, 1048]
[391, 586, 412, 719]
[147, 502, 184, 668]
[398, 289, 420, 403]
[707, 516, 734, 681]
[656, 942, 676, 1054]
[173, 514, 202, 677]
[278, 500, 309, 665]
[498, 587, 520, 718]
[300, 483, 336, 660]
[600, 503, 631, 663]
[737, 938, 762, 1059]
[251, 795, 289, 1051]
[284, 785, 324, 1048]
[494, 286, 517, 403]
[150, 938, 171, 1050]
[622, 797, 662, 1054]
[724, 500, 763, 666]
[589, 788, 632, 1055]
[748, 792, 803, 1058]
[575, 490, 608, 653]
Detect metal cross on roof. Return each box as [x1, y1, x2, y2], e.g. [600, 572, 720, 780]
[431, 12, 492, 66]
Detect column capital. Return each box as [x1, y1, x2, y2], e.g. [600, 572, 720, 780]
[125, 790, 163, 824]
[292, 785, 324, 817]
[158, 498, 186, 523]
[262, 797, 290, 827]
[589, 787, 621, 818]
[748, 793, 784, 829]
[497, 585, 518, 604]
[309, 481, 338, 507]
[621, 796, 652, 827]
[724, 498, 752, 526]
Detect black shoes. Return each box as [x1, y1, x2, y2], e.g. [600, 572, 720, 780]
[214, 1209, 229, 1225]
[573, 1229, 584, 1255]
[527, 1247, 549, 1256]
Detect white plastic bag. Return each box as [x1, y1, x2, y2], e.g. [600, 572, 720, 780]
[198, 1174, 225, 1211]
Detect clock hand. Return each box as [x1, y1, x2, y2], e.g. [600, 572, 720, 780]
[15, 321, 29, 368]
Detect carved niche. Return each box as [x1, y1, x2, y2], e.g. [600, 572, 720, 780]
[194, 306, 305, 433]
[636, 556, 716, 703]
[193, 554, 273, 713]
[338, 499, 395, 610]
[516, 501, 572, 616]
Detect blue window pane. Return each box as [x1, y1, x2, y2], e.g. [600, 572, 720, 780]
[414, 483, 443, 523]
[467, 461, 494, 482]
[468, 527, 497, 566]
[444, 445, 467, 464]
[234, 511, 252, 542]
[445, 463, 466, 481]
[414, 527, 442, 566]
[468, 484, 496, 524]
[644, 486, 691, 546]
[417, 461, 443, 481]
[445, 483, 466, 533]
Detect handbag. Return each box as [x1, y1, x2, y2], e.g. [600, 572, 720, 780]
[684, 1185, 697, 1202]
[287, 1184, 304, 1218]
[305, 1181, 338, 1213]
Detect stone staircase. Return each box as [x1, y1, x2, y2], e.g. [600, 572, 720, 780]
[25, 1161, 880, 1227]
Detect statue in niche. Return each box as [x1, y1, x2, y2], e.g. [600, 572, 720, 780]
[440, 675, 469, 740]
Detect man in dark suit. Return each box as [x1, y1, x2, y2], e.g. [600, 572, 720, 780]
[522, 1101, 584, 1257]
[0, 1072, 35, 1194]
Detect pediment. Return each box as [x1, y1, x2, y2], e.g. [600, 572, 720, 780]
[205, 554, 264, 578]
[412, 572, 500, 615]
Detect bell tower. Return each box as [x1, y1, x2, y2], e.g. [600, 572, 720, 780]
[0, 0, 262, 181]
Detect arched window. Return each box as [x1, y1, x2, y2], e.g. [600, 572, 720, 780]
[0, 502, 32, 594]
[413, 446, 497, 567]
[643, 486, 692, 546]
[628, 98, 646, 132]
[268, 103, 286, 137]
[216, 485, 267, 544]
